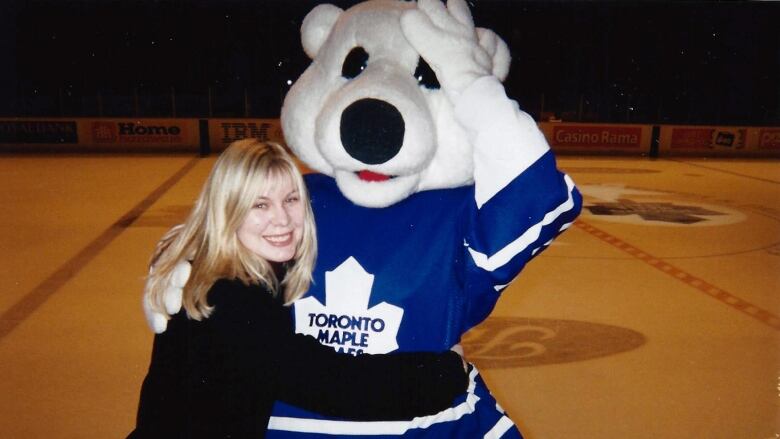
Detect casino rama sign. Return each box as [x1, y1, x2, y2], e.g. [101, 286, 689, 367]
[552, 125, 642, 148]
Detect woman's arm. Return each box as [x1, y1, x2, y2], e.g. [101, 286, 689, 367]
[272, 324, 467, 420]
[209, 280, 468, 421]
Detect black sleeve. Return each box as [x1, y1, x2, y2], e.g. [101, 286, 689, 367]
[208, 281, 468, 421]
[129, 334, 188, 439]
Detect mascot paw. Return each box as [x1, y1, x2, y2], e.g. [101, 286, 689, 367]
[400, 0, 491, 99]
[142, 260, 191, 333]
[165, 260, 190, 314]
[142, 285, 170, 334]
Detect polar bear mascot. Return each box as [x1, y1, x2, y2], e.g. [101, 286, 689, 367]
[145, 0, 581, 437]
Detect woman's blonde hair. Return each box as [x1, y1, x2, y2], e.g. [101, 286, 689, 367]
[146, 139, 317, 320]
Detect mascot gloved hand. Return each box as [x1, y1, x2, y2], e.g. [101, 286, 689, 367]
[143, 260, 188, 334]
[401, 0, 507, 99]
[143, 0, 581, 437]
[142, 224, 190, 334]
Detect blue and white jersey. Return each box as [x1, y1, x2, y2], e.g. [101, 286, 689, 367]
[266, 150, 582, 438]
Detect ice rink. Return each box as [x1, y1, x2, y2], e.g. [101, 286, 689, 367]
[0, 153, 777, 438]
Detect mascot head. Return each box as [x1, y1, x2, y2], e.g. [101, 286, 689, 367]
[281, 0, 510, 207]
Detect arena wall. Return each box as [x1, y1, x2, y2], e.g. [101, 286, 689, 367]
[1, 118, 778, 158]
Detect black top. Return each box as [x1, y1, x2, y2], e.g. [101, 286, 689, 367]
[129, 278, 467, 439]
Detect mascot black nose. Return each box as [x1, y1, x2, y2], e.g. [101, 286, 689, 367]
[340, 98, 405, 165]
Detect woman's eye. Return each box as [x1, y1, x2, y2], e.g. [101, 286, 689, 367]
[413, 57, 440, 89]
[342, 47, 369, 79]
[285, 196, 299, 204]
[253, 203, 267, 209]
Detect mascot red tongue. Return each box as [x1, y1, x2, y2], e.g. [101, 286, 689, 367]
[145, 0, 581, 437]
[358, 170, 391, 181]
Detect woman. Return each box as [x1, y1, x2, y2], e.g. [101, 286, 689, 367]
[129, 140, 467, 439]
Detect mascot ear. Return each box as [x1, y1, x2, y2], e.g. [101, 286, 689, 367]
[301, 4, 343, 59]
[476, 27, 511, 82]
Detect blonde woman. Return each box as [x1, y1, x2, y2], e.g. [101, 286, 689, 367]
[129, 140, 466, 439]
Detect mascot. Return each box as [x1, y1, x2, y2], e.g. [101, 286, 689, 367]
[145, 0, 581, 437]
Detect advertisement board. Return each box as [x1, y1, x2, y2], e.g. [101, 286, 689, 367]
[757, 128, 780, 150]
[0, 118, 199, 152]
[538, 122, 651, 155]
[658, 125, 779, 156]
[208, 119, 284, 152]
[3, 117, 776, 157]
[0, 120, 78, 145]
[670, 126, 746, 150]
[85, 119, 199, 151]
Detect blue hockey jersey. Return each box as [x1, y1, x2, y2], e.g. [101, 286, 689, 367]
[266, 150, 582, 438]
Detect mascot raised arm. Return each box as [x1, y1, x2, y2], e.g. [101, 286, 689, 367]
[145, 1, 581, 437]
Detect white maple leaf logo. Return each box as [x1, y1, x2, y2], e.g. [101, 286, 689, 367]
[293, 257, 404, 355]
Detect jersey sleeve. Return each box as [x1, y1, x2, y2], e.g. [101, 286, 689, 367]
[208, 281, 468, 421]
[454, 76, 583, 327]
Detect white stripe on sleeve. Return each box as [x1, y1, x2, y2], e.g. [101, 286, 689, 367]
[268, 367, 483, 435]
[483, 415, 515, 439]
[467, 174, 577, 272]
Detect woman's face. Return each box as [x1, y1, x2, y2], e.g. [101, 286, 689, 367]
[237, 175, 305, 263]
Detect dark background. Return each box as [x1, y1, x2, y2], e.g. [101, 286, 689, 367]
[1, 0, 778, 125]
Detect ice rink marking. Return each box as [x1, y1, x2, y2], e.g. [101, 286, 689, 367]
[575, 220, 780, 331]
[0, 156, 200, 341]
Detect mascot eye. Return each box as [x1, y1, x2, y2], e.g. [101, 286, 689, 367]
[342, 47, 369, 79]
[413, 57, 440, 89]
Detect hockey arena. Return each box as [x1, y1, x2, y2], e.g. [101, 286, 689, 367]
[0, 147, 777, 438]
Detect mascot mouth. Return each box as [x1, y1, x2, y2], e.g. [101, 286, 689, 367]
[356, 170, 396, 182]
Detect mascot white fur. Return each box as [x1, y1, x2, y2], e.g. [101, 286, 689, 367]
[145, 1, 581, 437]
